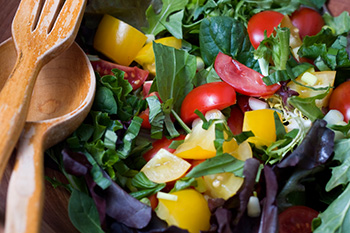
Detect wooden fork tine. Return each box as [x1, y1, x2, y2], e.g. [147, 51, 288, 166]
[49, 0, 86, 40]
[11, 0, 40, 38]
[34, 0, 63, 34]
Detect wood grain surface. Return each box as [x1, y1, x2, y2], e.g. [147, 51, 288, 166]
[0, 0, 349, 233]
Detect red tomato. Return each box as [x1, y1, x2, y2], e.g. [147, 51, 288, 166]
[237, 95, 251, 113]
[291, 7, 324, 39]
[247, 11, 284, 49]
[139, 108, 151, 129]
[329, 80, 350, 123]
[279, 206, 319, 233]
[142, 135, 186, 161]
[214, 52, 280, 97]
[180, 82, 237, 124]
[227, 105, 244, 135]
[148, 194, 158, 210]
[90, 58, 149, 90]
[142, 81, 153, 98]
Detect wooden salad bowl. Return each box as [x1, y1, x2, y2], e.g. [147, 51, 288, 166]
[0, 0, 349, 233]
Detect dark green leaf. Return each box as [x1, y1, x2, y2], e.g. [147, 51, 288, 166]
[68, 189, 104, 233]
[186, 153, 245, 178]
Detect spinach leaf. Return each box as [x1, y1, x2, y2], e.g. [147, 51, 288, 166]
[186, 153, 245, 178]
[68, 189, 104, 233]
[199, 16, 257, 69]
[153, 42, 196, 113]
[143, 0, 187, 38]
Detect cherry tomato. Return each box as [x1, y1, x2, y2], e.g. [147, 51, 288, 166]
[329, 80, 350, 123]
[214, 52, 280, 97]
[227, 105, 244, 135]
[237, 95, 251, 113]
[180, 82, 236, 124]
[148, 193, 158, 210]
[247, 11, 284, 49]
[279, 206, 319, 233]
[291, 7, 324, 39]
[142, 135, 186, 161]
[142, 81, 153, 98]
[139, 108, 151, 129]
[90, 58, 149, 90]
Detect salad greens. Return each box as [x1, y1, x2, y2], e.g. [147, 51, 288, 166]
[44, 0, 350, 232]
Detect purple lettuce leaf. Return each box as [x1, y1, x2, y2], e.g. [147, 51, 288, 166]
[278, 119, 335, 170]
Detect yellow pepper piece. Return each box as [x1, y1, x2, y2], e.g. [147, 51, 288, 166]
[134, 37, 182, 75]
[156, 189, 211, 233]
[174, 120, 238, 159]
[243, 109, 282, 148]
[287, 71, 336, 108]
[93, 14, 147, 66]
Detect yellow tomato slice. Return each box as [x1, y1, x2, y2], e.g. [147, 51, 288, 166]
[287, 71, 336, 108]
[93, 14, 147, 66]
[156, 189, 211, 233]
[203, 172, 244, 200]
[243, 109, 282, 148]
[141, 149, 191, 183]
[134, 36, 182, 75]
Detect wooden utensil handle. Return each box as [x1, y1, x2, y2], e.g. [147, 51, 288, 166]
[4, 124, 45, 233]
[0, 54, 42, 181]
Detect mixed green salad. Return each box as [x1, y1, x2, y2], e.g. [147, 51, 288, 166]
[46, 0, 350, 232]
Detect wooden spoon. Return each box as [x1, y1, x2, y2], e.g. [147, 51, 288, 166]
[0, 0, 87, 182]
[0, 38, 95, 233]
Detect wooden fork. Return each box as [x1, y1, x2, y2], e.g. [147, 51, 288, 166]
[0, 0, 86, 182]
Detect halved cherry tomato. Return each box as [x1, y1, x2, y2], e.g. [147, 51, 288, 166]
[142, 135, 186, 161]
[227, 105, 244, 135]
[247, 11, 284, 49]
[279, 206, 319, 233]
[90, 58, 149, 90]
[329, 80, 350, 123]
[214, 52, 280, 97]
[180, 82, 236, 124]
[291, 7, 324, 39]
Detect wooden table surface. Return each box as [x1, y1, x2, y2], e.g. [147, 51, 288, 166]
[0, 0, 349, 232]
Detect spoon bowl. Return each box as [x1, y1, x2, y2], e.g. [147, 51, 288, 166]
[0, 38, 95, 233]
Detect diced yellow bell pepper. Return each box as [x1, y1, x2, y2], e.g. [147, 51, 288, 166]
[156, 189, 211, 233]
[93, 14, 147, 66]
[243, 109, 283, 148]
[134, 37, 182, 75]
[287, 71, 336, 108]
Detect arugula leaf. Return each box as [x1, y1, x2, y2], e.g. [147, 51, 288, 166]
[199, 16, 258, 69]
[313, 183, 350, 233]
[143, 0, 187, 38]
[326, 138, 350, 192]
[153, 42, 196, 113]
[186, 153, 245, 178]
[323, 12, 350, 36]
[170, 177, 198, 192]
[68, 189, 104, 233]
[288, 88, 330, 122]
